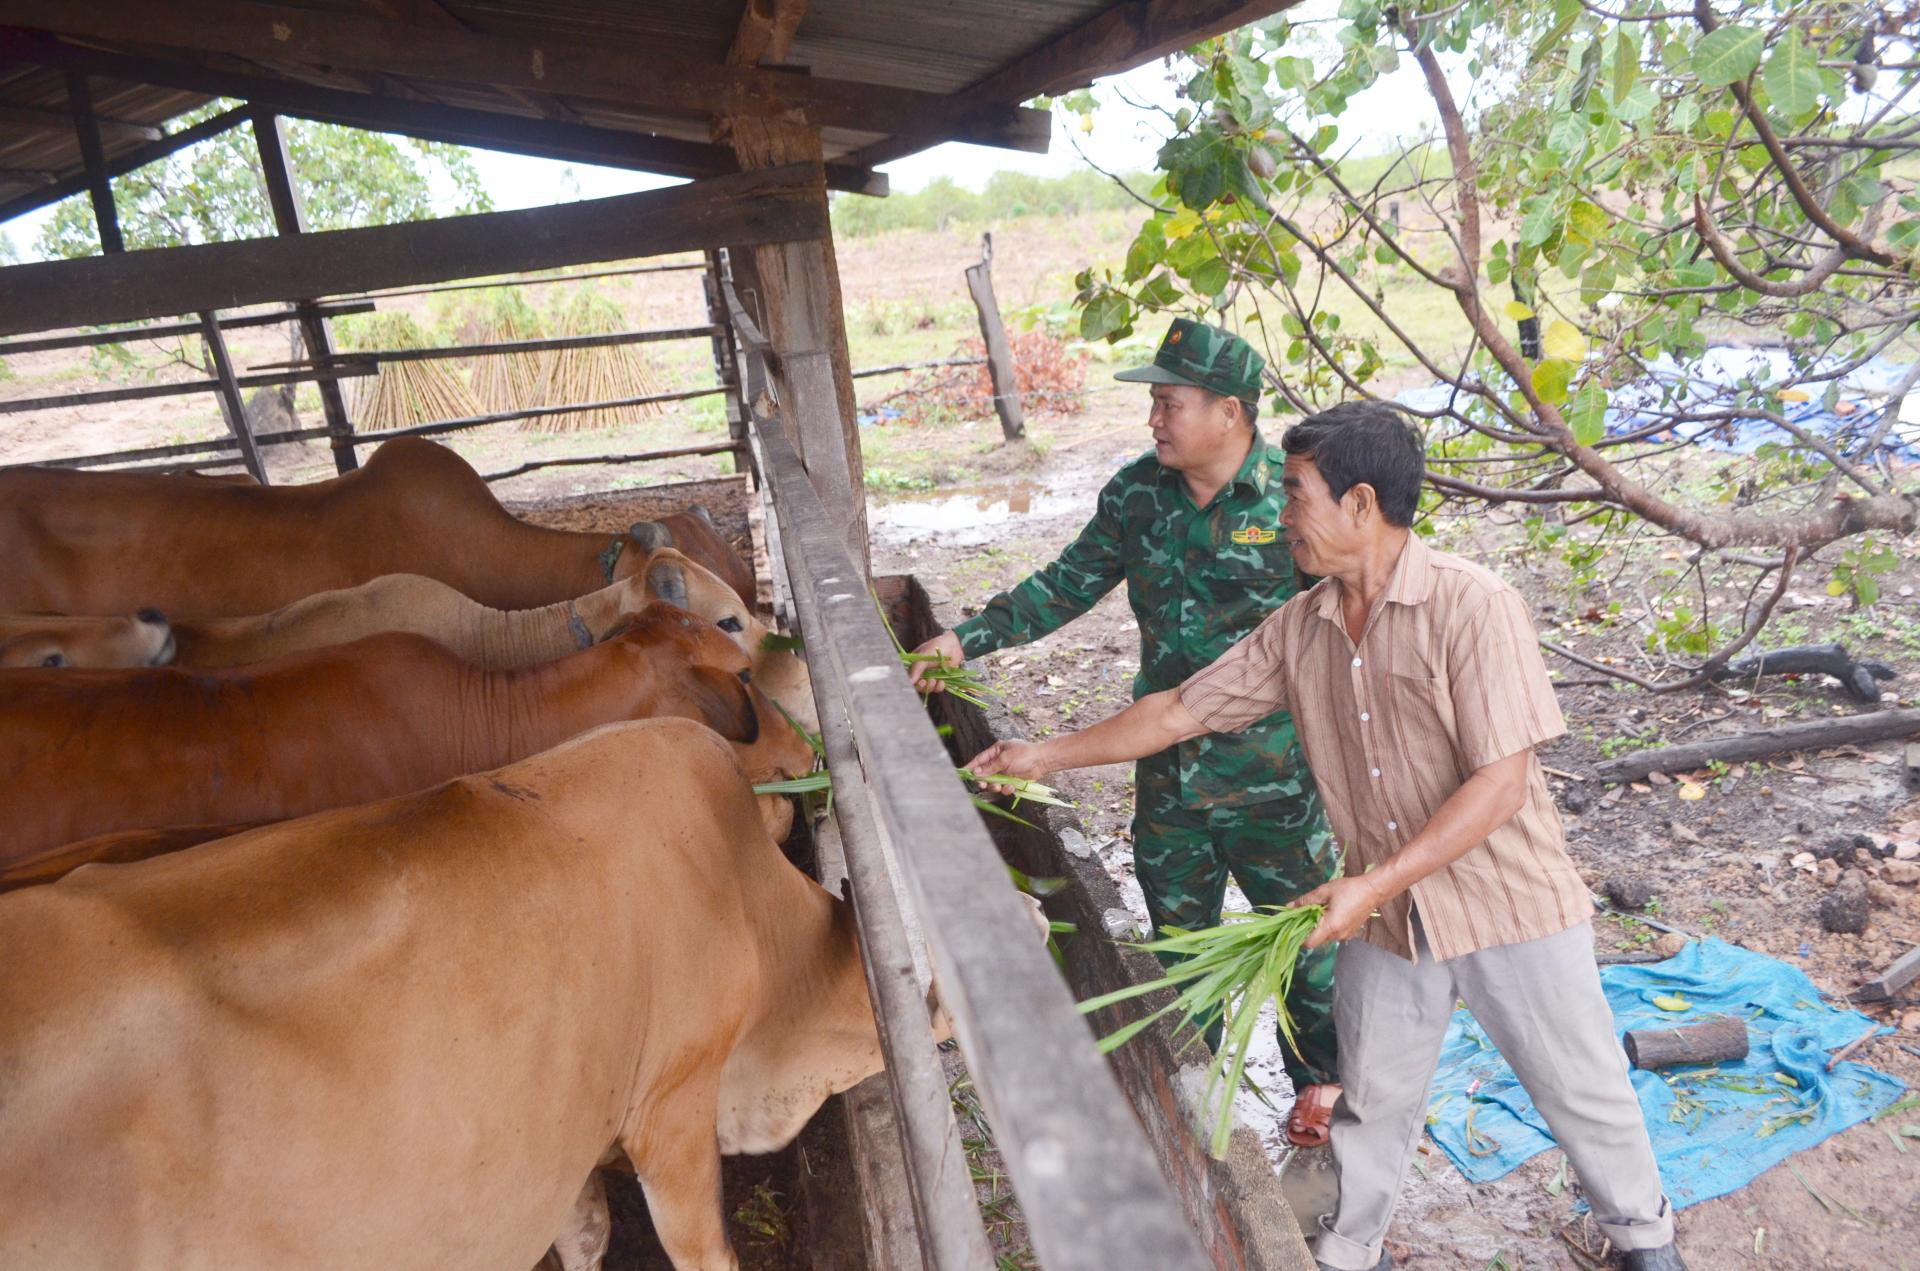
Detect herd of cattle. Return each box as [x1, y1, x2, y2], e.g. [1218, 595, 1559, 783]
[0, 438, 930, 1270]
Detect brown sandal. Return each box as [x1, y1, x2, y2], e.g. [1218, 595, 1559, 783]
[1286, 1088, 1336, 1148]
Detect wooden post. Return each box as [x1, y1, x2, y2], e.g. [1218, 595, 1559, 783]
[250, 109, 360, 473]
[65, 70, 123, 254]
[720, 117, 869, 575]
[1622, 1016, 1750, 1070]
[964, 233, 1024, 442]
[197, 310, 268, 483]
[703, 248, 755, 487]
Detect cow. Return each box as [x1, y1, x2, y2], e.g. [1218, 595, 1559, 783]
[0, 603, 816, 864]
[0, 718, 904, 1270]
[0, 608, 174, 668]
[0, 551, 818, 733]
[0, 437, 755, 617]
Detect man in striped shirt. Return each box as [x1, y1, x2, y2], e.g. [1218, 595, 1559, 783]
[968, 402, 1683, 1271]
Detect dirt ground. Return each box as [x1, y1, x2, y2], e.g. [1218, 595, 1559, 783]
[868, 380, 1920, 1271]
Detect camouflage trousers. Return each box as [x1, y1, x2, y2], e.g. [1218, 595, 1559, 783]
[1132, 752, 1339, 1090]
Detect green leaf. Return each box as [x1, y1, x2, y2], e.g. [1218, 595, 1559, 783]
[1520, 199, 1561, 248]
[1763, 31, 1821, 117]
[1693, 25, 1764, 88]
[1134, 271, 1181, 308]
[1611, 28, 1640, 106]
[1191, 257, 1231, 298]
[1532, 358, 1574, 405]
[1123, 223, 1165, 283]
[1614, 81, 1658, 122]
[1546, 114, 1586, 156]
[1080, 292, 1132, 342]
[1567, 380, 1608, 446]
[1567, 199, 1610, 243]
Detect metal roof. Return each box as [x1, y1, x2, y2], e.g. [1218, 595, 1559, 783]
[0, 1, 1293, 223]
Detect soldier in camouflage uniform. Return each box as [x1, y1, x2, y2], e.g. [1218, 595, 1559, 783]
[912, 319, 1340, 1142]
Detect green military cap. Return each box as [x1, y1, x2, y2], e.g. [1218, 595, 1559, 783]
[1114, 318, 1265, 404]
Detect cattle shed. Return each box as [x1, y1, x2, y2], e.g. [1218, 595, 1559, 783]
[0, 4, 1317, 1268]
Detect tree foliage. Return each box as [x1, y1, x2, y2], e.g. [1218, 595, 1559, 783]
[1073, 0, 1919, 685]
[37, 102, 492, 257]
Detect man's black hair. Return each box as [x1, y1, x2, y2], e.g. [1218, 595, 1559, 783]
[1280, 401, 1425, 527]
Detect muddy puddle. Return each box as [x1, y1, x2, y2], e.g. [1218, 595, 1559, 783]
[869, 480, 1090, 546]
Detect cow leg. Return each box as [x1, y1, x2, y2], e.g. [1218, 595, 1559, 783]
[540, 1171, 612, 1271]
[625, 1117, 738, 1271]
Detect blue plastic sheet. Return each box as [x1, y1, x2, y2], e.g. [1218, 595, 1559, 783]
[1423, 938, 1908, 1209]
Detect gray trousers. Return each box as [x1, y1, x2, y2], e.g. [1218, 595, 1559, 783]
[1314, 916, 1674, 1269]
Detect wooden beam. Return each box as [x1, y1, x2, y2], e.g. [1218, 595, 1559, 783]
[0, 36, 887, 199]
[197, 309, 268, 483]
[64, 70, 122, 253]
[0, 301, 372, 357]
[0, 164, 828, 338]
[0, 103, 159, 139]
[728, 0, 808, 67]
[0, 101, 250, 227]
[847, 0, 1300, 169]
[357, 0, 585, 124]
[0, 168, 57, 185]
[4, 0, 1050, 153]
[251, 108, 361, 473]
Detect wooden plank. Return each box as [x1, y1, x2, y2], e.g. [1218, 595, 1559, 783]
[0, 363, 371, 415]
[963, 233, 1024, 441]
[1854, 947, 1920, 1003]
[64, 70, 123, 254]
[0, 302, 373, 357]
[784, 545, 995, 1270]
[0, 164, 828, 338]
[250, 324, 720, 369]
[7, 1, 1050, 153]
[0, 101, 252, 227]
[0, 103, 159, 140]
[0, 168, 57, 185]
[3, 424, 334, 472]
[1, 36, 887, 198]
[847, 0, 1300, 169]
[197, 309, 268, 483]
[252, 109, 361, 473]
[756, 415, 1211, 1271]
[703, 251, 755, 487]
[478, 441, 742, 484]
[728, 0, 808, 67]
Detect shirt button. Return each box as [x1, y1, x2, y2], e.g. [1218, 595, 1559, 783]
[1387, 821, 1398, 831]
[1352, 657, 1363, 668]
[1360, 712, 1370, 722]
[1371, 767, 1381, 778]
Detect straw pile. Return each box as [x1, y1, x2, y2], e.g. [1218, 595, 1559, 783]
[462, 289, 548, 414]
[519, 290, 667, 433]
[344, 312, 479, 431]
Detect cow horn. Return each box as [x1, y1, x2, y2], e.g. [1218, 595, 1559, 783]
[689, 504, 715, 527]
[646, 558, 689, 610]
[627, 521, 674, 553]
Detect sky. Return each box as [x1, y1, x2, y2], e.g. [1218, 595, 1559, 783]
[0, 1, 1439, 258]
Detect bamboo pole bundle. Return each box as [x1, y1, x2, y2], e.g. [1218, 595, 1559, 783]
[460, 289, 549, 414]
[522, 289, 667, 433]
[343, 312, 480, 430]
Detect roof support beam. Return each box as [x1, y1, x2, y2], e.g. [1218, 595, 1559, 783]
[0, 35, 888, 207]
[728, 0, 808, 68]
[847, 0, 1299, 169]
[0, 162, 829, 337]
[0, 100, 252, 227]
[2, 0, 1049, 153]
[64, 70, 122, 253]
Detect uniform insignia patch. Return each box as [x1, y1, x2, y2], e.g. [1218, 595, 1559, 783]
[1231, 527, 1278, 545]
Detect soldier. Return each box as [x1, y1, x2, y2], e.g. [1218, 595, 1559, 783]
[911, 318, 1340, 1147]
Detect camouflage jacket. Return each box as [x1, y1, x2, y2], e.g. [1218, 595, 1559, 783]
[953, 430, 1310, 809]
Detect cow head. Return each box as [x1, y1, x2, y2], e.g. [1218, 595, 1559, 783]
[597, 604, 759, 746]
[0, 609, 175, 669]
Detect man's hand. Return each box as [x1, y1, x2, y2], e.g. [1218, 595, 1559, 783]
[909, 630, 965, 692]
[1295, 874, 1387, 950]
[963, 739, 1050, 793]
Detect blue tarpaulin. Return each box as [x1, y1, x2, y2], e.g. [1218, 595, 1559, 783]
[1423, 938, 1908, 1209]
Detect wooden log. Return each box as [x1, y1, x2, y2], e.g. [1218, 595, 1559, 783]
[964, 233, 1025, 442]
[1622, 1016, 1750, 1070]
[1854, 947, 1920, 1003]
[65, 69, 122, 254]
[1591, 707, 1920, 784]
[1716, 642, 1897, 703]
[702, 250, 753, 487]
[197, 310, 268, 484]
[0, 164, 827, 338]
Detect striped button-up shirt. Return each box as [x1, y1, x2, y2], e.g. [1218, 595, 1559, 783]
[1178, 534, 1589, 962]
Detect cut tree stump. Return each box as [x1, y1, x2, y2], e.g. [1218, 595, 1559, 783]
[1593, 708, 1920, 784]
[1623, 1016, 1750, 1070]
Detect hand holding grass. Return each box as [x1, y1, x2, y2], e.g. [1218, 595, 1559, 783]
[964, 739, 1051, 792]
[1292, 872, 1388, 949]
[907, 631, 966, 692]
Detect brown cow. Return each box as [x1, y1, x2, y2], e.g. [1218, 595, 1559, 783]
[0, 718, 899, 1271]
[0, 603, 815, 863]
[0, 437, 754, 616]
[0, 551, 817, 733]
[0, 608, 174, 668]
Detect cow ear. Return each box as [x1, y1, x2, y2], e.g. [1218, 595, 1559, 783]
[689, 504, 716, 527]
[645, 557, 690, 609]
[627, 521, 674, 553]
[685, 667, 760, 744]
